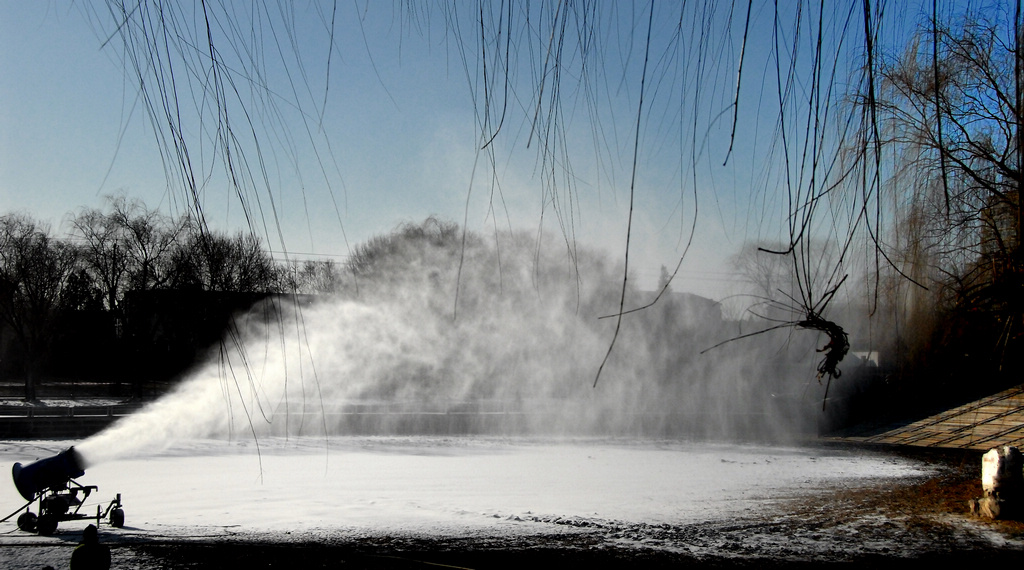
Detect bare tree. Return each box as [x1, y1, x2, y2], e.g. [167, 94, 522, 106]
[72, 196, 188, 309]
[281, 259, 344, 295]
[113, 198, 187, 293]
[863, 9, 1022, 379]
[347, 217, 462, 282]
[70, 203, 129, 313]
[168, 227, 281, 293]
[875, 15, 1020, 278]
[0, 215, 81, 400]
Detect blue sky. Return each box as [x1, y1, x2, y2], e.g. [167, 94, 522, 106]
[0, 1, 949, 299]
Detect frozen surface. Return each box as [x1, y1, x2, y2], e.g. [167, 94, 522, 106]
[0, 437, 928, 540]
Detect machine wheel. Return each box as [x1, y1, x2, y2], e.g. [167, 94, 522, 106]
[109, 508, 124, 528]
[36, 514, 58, 536]
[16, 512, 37, 532]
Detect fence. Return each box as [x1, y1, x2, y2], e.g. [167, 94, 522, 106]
[0, 404, 143, 438]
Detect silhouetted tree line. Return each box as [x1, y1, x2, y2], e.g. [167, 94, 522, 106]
[0, 197, 343, 401]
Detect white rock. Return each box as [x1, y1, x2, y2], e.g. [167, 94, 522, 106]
[982, 445, 1022, 496]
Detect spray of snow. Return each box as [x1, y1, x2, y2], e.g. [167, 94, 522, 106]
[76, 228, 824, 467]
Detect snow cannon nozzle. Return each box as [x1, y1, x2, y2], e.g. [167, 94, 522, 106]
[11, 447, 86, 502]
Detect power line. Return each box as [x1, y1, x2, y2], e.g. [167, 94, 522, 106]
[269, 250, 351, 259]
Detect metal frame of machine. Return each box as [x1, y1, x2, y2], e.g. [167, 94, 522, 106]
[3, 447, 124, 536]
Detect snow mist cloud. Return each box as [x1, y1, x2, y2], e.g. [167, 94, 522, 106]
[76, 227, 824, 466]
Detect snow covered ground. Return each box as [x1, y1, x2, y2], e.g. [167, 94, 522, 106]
[0, 436, 937, 567]
[2, 438, 930, 535]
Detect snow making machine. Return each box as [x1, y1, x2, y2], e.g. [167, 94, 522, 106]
[3, 447, 124, 535]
